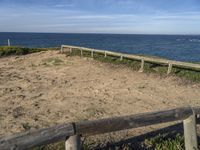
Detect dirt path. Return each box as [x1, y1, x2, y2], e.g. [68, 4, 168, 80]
[0, 51, 199, 139]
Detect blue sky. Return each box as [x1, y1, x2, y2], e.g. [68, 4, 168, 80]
[0, 0, 200, 34]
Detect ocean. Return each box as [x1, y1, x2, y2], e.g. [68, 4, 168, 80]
[0, 32, 200, 62]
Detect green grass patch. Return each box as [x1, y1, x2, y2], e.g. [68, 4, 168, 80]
[66, 49, 200, 82]
[32, 141, 65, 150]
[0, 46, 59, 57]
[144, 133, 200, 150]
[173, 68, 200, 82]
[144, 134, 185, 150]
[0, 46, 43, 56]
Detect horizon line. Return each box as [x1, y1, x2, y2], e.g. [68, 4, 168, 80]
[1, 31, 200, 36]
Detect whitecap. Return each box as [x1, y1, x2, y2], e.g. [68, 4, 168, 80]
[189, 39, 200, 42]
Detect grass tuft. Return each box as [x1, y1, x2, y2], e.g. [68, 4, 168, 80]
[144, 134, 185, 150]
[42, 57, 63, 66]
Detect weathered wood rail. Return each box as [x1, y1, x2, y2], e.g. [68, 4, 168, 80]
[61, 45, 200, 74]
[0, 106, 200, 150]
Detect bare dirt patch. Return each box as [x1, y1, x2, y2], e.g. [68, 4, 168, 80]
[0, 51, 199, 141]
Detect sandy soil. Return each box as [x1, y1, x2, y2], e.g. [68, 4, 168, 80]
[0, 50, 200, 139]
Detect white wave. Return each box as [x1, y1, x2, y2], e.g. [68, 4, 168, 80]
[189, 39, 200, 42]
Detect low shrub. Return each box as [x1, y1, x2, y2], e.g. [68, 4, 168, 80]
[0, 46, 52, 57]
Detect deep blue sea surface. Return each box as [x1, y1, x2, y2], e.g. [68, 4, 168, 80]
[0, 32, 200, 62]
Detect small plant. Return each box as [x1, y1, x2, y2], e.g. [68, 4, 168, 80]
[42, 57, 63, 66]
[12, 106, 24, 118]
[21, 123, 31, 131]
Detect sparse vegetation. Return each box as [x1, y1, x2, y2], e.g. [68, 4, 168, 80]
[144, 133, 200, 150]
[42, 57, 64, 66]
[1, 46, 199, 82]
[0, 46, 59, 57]
[32, 132, 200, 150]
[32, 142, 65, 150]
[144, 134, 185, 150]
[66, 49, 200, 82]
[174, 69, 200, 82]
[0, 46, 43, 56]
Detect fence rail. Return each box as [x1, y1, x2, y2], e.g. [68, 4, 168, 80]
[61, 45, 200, 74]
[0, 106, 200, 150]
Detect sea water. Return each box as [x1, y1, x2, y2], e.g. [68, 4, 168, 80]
[0, 32, 200, 62]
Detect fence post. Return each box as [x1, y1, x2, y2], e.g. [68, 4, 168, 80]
[60, 45, 63, 53]
[80, 49, 83, 57]
[183, 114, 198, 150]
[65, 135, 81, 150]
[70, 48, 72, 53]
[167, 63, 172, 75]
[91, 50, 94, 58]
[120, 55, 123, 61]
[139, 59, 144, 72]
[104, 51, 107, 58]
[8, 39, 11, 47]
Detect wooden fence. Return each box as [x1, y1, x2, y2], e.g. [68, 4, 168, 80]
[61, 45, 200, 74]
[0, 106, 200, 150]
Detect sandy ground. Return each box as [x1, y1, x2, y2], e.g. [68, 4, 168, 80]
[0, 50, 200, 140]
